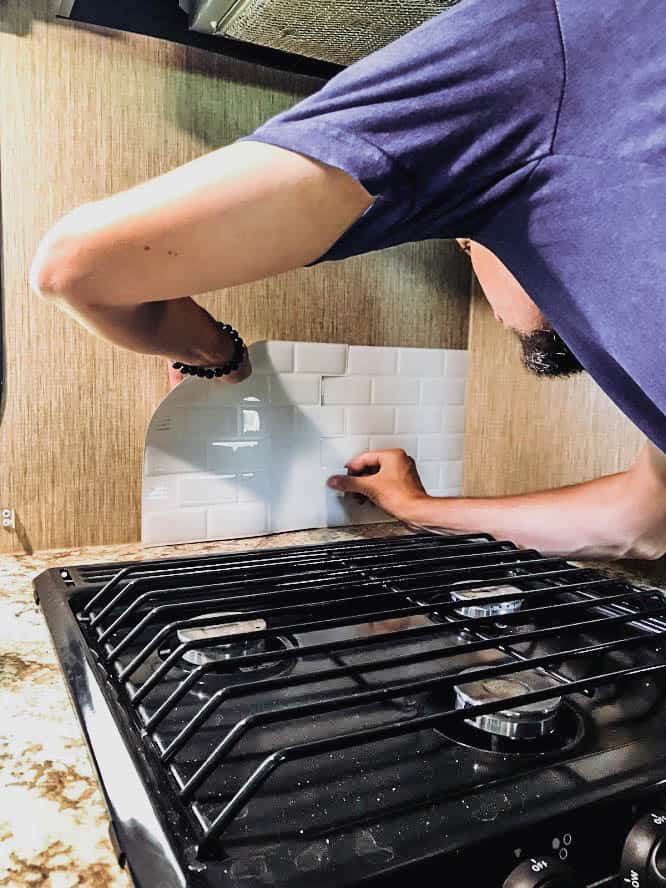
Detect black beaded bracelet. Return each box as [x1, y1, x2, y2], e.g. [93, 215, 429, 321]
[172, 322, 246, 380]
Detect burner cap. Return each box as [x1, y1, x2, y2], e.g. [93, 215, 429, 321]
[454, 668, 562, 740]
[450, 584, 523, 619]
[177, 613, 268, 666]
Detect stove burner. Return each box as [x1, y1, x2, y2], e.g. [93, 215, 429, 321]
[454, 668, 562, 740]
[450, 584, 523, 619]
[175, 613, 290, 670]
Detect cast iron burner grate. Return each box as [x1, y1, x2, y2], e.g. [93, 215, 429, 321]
[35, 532, 666, 888]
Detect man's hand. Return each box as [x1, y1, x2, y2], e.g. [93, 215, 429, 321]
[328, 442, 666, 561]
[167, 345, 252, 390]
[327, 449, 429, 521]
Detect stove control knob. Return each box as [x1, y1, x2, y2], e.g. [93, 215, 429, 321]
[503, 856, 580, 888]
[621, 810, 666, 887]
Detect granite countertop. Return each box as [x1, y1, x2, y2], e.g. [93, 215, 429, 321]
[0, 524, 410, 887]
[1, 524, 664, 887]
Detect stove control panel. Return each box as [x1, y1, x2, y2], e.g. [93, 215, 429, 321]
[503, 855, 580, 888]
[621, 810, 666, 888]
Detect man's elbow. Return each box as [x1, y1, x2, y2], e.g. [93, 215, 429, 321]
[30, 206, 97, 304]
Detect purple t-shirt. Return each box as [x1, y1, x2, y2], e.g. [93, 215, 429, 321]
[242, 0, 666, 452]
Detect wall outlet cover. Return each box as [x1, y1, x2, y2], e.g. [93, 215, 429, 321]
[142, 341, 468, 545]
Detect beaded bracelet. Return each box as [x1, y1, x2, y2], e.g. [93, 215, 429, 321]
[171, 322, 246, 379]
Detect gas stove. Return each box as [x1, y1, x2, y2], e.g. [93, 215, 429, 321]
[34, 532, 666, 888]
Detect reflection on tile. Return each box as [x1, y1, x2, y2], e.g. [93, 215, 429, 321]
[144, 441, 207, 476]
[208, 503, 268, 539]
[208, 439, 268, 473]
[184, 407, 237, 438]
[143, 477, 178, 512]
[180, 474, 238, 506]
[269, 407, 295, 439]
[143, 340, 469, 544]
[238, 472, 267, 502]
[144, 509, 207, 545]
[240, 407, 272, 437]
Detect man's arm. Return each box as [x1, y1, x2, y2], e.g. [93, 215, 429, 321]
[328, 442, 666, 560]
[29, 141, 373, 366]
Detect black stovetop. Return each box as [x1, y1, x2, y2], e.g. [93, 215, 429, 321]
[34, 532, 666, 888]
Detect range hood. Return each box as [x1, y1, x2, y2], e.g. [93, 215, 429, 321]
[58, 1, 455, 74]
[179, 0, 456, 66]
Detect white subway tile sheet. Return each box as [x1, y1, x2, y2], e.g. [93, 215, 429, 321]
[142, 341, 468, 545]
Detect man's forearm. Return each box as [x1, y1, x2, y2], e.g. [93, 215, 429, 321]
[404, 468, 666, 560]
[54, 295, 233, 364]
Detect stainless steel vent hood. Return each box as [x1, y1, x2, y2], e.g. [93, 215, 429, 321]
[179, 0, 456, 66]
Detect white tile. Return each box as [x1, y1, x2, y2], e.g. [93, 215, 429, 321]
[294, 342, 348, 375]
[207, 439, 269, 473]
[250, 341, 294, 374]
[418, 434, 464, 462]
[395, 406, 442, 435]
[320, 436, 369, 468]
[445, 349, 469, 377]
[142, 476, 179, 513]
[270, 374, 321, 406]
[143, 509, 207, 545]
[347, 346, 397, 376]
[441, 405, 466, 434]
[269, 407, 295, 439]
[183, 407, 238, 438]
[180, 474, 238, 506]
[415, 462, 441, 490]
[238, 472, 268, 503]
[440, 461, 464, 488]
[371, 377, 419, 405]
[345, 406, 395, 435]
[368, 435, 418, 455]
[322, 376, 372, 405]
[144, 339, 461, 544]
[420, 377, 466, 405]
[397, 348, 445, 377]
[295, 406, 345, 436]
[144, 441, 207, 476]
[207, 502, 268, 539]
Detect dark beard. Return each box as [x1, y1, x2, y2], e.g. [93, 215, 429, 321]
[518, 329, 585, 378]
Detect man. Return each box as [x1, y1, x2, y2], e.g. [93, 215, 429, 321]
[29, 0, 666, 559]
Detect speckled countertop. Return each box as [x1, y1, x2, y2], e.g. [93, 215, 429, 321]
[1, 525, 664, 887]
[0, 524, 415, 887]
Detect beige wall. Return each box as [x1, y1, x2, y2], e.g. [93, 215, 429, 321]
[0, 2, 470, 553]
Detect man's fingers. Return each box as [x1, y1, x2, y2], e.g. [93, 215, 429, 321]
[168, 363, 184, 390]
[344, 451, 384, 474]
[327, 473, 373, 495]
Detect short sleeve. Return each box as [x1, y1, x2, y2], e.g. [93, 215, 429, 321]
[240, 0, 565, 262]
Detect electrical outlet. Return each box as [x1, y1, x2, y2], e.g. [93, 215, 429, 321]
[1, 508, 15, 530]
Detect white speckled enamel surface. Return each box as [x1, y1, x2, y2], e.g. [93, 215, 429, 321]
[142, 341, 468, 546]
